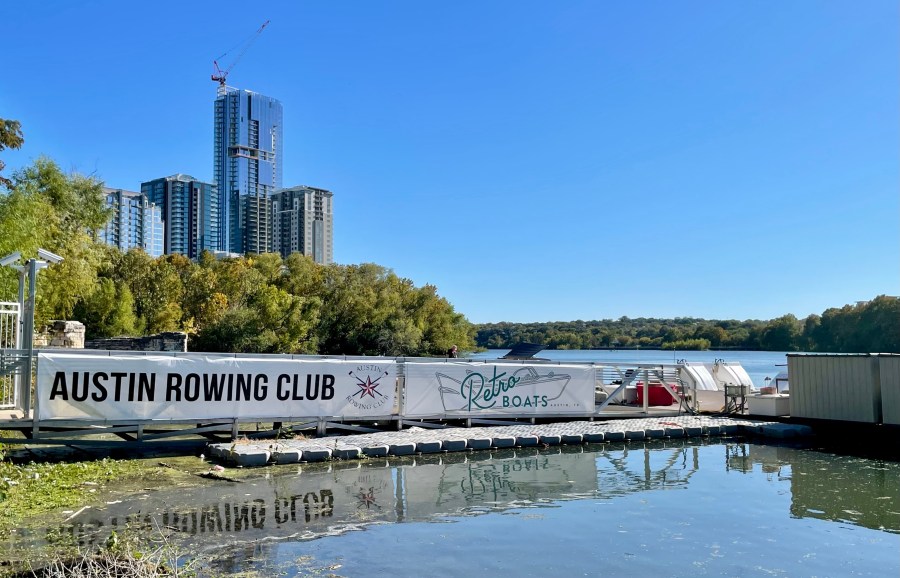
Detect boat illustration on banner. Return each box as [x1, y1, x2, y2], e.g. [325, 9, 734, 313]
[436, 366, 571, 412]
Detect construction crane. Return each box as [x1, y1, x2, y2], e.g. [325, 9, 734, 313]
[211, 20, 270, 87]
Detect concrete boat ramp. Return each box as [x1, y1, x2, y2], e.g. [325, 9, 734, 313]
[209, 415, 813, 467]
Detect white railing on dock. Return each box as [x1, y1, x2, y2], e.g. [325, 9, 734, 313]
[0, 302, 22, 409]
[0, 302, 20, 349]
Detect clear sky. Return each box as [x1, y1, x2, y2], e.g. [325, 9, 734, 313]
[3, 1, 897, 324]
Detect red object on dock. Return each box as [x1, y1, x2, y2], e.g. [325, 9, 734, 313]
[636, 383, 676, 406]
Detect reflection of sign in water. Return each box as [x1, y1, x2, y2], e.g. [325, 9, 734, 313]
[436, 366, 570, 411]
[10, 441, 737, 562]
[357, 488, 381, 510]
[403, 448, 600, 517]
[43, 490, 337, 551]
[347, 468, 390, 511]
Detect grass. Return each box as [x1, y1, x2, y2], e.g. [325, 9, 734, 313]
[0, 458, 162, 537]
[0, 448, 348, 577]
[16, 548, 180, 578]
[0, 455, 198, 577]
[4, 523, 195, 578]
[0, 426, 329, 576]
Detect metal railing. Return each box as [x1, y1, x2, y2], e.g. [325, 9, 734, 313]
[0, 302, 19, 349]
[0, 303, 22, 409]
[0, 349, 27, 410]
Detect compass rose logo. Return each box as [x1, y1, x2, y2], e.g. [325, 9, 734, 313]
[345, 364, 391, 410]
[356, 486, 381, 510]
[354, 374, 384, 399]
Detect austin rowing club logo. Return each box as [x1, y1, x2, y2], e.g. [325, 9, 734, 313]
[345, 364, 391, 411]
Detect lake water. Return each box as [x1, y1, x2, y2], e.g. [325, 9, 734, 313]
[469, 349, 790, 390]
[8, 438, 899, 577]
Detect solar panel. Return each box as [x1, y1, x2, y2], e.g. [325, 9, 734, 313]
[502, 343, 548, 359]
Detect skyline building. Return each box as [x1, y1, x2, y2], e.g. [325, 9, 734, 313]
[213, 86, 283, 255]
[271, 185, 334, 264]
[102, 85, 339, 263]
[99, 187, 164, 258]
[140, 174, 219, 259]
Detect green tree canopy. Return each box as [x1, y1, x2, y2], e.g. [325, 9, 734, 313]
[0, 157, 110, 323]
[0, 118, 24, 189]
[474, 299, 900, 354]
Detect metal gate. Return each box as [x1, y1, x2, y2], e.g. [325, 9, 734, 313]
[0, 301, 22, 409]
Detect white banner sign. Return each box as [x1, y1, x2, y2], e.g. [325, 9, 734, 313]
[37, 353, 396, 421]
[403, 362, 595, 417]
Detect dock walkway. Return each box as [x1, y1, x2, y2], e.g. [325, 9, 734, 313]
[210, 415, 812, 467]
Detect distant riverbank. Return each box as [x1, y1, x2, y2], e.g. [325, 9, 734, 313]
[468, 349, 789, 389]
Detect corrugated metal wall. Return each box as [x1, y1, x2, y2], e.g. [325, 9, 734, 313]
[788, 354, 881, 423]
[879, 355, 900, 426]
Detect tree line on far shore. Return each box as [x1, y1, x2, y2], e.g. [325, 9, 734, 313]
[474, 296, 900, 353]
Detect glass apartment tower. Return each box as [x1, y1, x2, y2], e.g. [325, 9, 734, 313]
[140, 174, 219, 259]
[100, 187, 164, 257]
[213, 86, 283, 255]
[271, 185, 334, 264]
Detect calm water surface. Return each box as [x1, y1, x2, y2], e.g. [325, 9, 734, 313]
[9, 439, 898, 577]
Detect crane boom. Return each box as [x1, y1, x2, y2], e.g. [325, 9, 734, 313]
[211, 20, 270, 87]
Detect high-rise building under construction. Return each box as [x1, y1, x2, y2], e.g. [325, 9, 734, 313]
[213, 86, 283, 255]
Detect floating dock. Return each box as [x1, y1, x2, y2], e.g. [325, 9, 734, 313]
[209, 415, 814, 467]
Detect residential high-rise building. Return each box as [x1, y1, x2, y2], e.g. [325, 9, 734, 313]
[271, 185, 334, 264]
[140, 174, 219, 259]
[213, 86, 283, 255]
[100, 187, 164, 257]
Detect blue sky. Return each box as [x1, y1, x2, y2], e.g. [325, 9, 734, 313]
[3, 1, 897, 324]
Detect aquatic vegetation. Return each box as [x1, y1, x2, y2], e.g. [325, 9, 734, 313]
[16, 549, 179, 578]
[0, 458, 150, 537]
[5, 525, 195, 578]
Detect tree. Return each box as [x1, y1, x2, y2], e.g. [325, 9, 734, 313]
[210, 257, 265, 309]
[799, 314, 820, 351]
[12, 157, 109, 237]
[856, 296, 900, 353]
[0, 118, 24, 189]
[73, 278, 139, 338]
[0, 188, 54, 301]
[110, 250, 183, 333]
[190, 307, 260, 353]
[695, 324, 728, 347]
[180, 266, 226, 330]
[1, 158, 109, 323]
